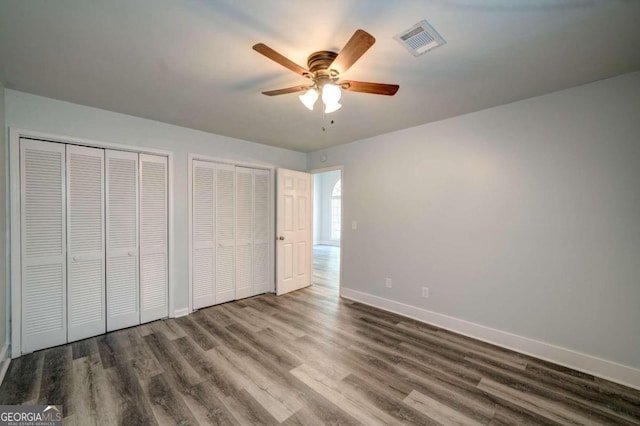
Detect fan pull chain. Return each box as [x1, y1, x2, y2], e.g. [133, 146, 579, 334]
[321, 108, 335, 132]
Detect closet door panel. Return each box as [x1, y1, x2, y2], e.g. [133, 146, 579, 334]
[193, 161, 216, 309]
[67, 145, 106, 343]
[235, 167, 253, 299]
[216, 164, 235, 303]
[106, 150, 140, 331]
[253, 169, 270, 296]
[140, 154, 169, 323]
[20, 139, 67, 353]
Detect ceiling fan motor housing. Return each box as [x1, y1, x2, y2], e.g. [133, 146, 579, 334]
[307, 51, 339, 86]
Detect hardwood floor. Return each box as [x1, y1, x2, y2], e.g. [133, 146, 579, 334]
[313, 244, 340, 291]
[2, 247, 639, 425]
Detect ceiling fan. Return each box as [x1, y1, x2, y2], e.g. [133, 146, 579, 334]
[252, 29, 399, 113]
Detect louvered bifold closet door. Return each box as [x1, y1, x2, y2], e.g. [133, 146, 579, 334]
[20, 139, 68, 353]
[215, 163, 235, 303]
[253, 169, 270, 296]
[235, 167, 253, 300]
[66, 145, 106, 343]
[106, 150, 139, 331]
[140, 154, 169, 323]
[193, 161, 216, 309]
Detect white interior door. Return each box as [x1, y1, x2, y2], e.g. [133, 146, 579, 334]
[20, 139, 67, 353]
[66, 145, 106, 343]
[106, 150, 140, 331]
[140, 154, 168, 323]
[235, 167, 253, 299]
[215, 164, 235, 303]
[192, 160, 216, 309]
[253, 169, 270, 296]
[276, 169, 312, 295]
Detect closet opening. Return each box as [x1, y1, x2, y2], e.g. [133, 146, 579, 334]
[9, 129, 173, 357]
[312, 168, 342, 296]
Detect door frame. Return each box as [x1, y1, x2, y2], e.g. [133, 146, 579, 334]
[187, 153, 275, 314]
[310, 165, 344, 297]
[9, 127, 175, 358]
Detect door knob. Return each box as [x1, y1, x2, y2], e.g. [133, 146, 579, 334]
[73, 256, 81, 262]
[128, 251, 135, 257]
[278, 236, 285, 241]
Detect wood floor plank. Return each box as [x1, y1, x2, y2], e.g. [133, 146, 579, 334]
[71, 337, 99, 360]
[38, 345, 73, 417]
[68, 352, 116, 426]
[143, 332, 203, 391]
[466, 355, 640, 424]
[104, 350, 159, 425]
[290, 363, 396, 425]
[341, 373, 440, 425]
[225, 322, 303, 370]
[144, 373, 199, 426]
[149, 319, 187, 341]
[219, 388, 280, 425]
[172, 336, 244, 397]
[180, 381, 240, 426]
[477, 377, 609, 425]
[173, 315, 220, 350]
[244, 305, 306, 340]
[403, 389, 485, 426]
[0, 351, 44, 404]
[210, 346, 296, 415]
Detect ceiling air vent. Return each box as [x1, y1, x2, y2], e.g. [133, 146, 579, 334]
[394, 20, 446, 57]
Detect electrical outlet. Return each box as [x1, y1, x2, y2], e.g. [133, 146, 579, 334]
[422, 287, 429, 298]
[385, 278, 392, 288]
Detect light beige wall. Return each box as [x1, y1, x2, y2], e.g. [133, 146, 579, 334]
[308, 71, 640, 372]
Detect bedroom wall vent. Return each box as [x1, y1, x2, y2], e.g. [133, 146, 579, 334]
[394, 20, 446, 57]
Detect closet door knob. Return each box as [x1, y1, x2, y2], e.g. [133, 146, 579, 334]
[278, 236, 285, 241]
[128, 251, 136, 257]
[73, 256, 81, 262]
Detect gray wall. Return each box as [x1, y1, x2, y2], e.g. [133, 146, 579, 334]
[308, 71, 640, 370]
[4, 90, 307, 314]
[0, 83, 6, 352]
[313, 170, 341, 245]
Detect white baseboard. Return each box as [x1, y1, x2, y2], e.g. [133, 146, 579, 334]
[341, 288, 640, 391]
[173, 308, 190, 318]
[0, 342, 10, 386]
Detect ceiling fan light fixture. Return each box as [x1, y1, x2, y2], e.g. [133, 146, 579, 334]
[322, 83, 342, 105]
[299, 88, 319, 110]
[324, 101, 342, 114]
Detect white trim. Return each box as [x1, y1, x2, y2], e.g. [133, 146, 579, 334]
[188, 155, 193, 313]
[9, 127, 175, 357]
[173, 308, 190, 318]
[168, 154, 175, 318]
[9, 133, 20, 358]
[189, 153, 277, 170]
[9, 128, 173, 157]
[310, 166, 344, 297]
[310, 165, 343, 174]
[0, 342, 10, 386]
[341, 288, 640, 391]
[187, 153, 276, 314]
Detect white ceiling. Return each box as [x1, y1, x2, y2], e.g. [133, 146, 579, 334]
[1, 1, 639, 152]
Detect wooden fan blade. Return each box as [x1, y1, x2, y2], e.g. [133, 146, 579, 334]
[262, 85, 312, 96]
[330, 29, 376, 75]
[253, 43, 309, 76]
[341, 81, 399, 96]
